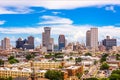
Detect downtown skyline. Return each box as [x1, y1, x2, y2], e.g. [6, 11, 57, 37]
[0, 0, 120, 46]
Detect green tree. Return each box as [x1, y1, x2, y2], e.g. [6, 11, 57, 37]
[75, 57, 82, 64]
[109, 74, 120, 80]
[85, 77, 98, 80]
[76, 73, 82, 79]
[0, 59, 4, 66]
[85, 52, 92, 56]
[45, 70, 63, 80]
[26, 54, 34, 60]
[8, 56, 14, 60]
[111, 69, 120, 74]
[116, 54, 120, 60]
[100, 62, 109, 70]
[99, 78, 109, 80]
[100, 53, 108, 63]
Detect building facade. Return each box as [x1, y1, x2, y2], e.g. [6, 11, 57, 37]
[58, 34, 66, 50]
[16, 36, 34, 50]
[1, 37, 11, 50]
[86, 28, 98, 50]
[102, 36, 117, 50]
[42, 27, 54, 52]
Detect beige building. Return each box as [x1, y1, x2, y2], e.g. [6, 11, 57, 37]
[28, 36, 34, 45]
[86, 28, 98, 50]
[42, 27, 54, 52]
[1, 37, 11, 50]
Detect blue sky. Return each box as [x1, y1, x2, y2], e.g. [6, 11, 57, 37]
[0, 0, 120, 46]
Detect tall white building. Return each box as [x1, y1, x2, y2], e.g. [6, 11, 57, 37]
[86, 28, 98, 50]
[42, 27, 54, 52]
[90, 28, 98, 49]
[1, 37, 11, 50]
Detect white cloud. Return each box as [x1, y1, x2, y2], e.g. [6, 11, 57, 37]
[0, 0, 120, 9]
[52, 11, 61, 15]
[0, 0, 119, 14]
[39, 15, 73, 25]
[0, 20, 5, 25]
[105, 6, 116, 12]
[0, 7, 33, 14]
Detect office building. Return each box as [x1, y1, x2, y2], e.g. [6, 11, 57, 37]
[102, 36, 117, 50]
[16, 36, 34, 50]
[86, 30, 91, 47]
[42, 27, 54, 52]
[1, 37, 11, 50]
[86, 28, 98, 50]
[58, 34, 66, 50]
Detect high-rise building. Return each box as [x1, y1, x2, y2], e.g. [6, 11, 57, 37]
[28, 36, 34, 49]
[86, 28, 98, 49]
[86, 30, 91, 47]
[58, 34, 65, 50]
[90, 28, 98, 49]
[102, 36, 117, 50]
[28, 36, 34, 45]
[1, 37, 11, 50]
[16, 37, 34, 50]
[42, 27, 54, 52]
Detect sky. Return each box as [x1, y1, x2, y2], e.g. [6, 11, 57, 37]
[0, 0, 120, 47]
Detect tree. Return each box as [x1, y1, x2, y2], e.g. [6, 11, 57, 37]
[109, 69, 120, 80]
[85, 77, 98, 80]
[8, 56, 19, 64]
[8, 56, 14, 60]
[99, 78, 109, 80]
[109, 74, 120, 80]
[100, 62, 109, 70]
[0, 59, 4, 66]
[45, 70, 63, 80]
[26, 54, 34, 60]
[111, 69, 120, 74]
[85, 52, 92, 56]
[100, 53, 108, 63]
[116, 54, 120, 60]
[75, 57, 82, 64]
[76, 73, 82, 79]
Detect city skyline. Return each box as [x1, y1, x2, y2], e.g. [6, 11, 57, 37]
[0, 0, 120, 46]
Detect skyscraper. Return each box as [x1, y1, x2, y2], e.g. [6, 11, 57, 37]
[42, 27, 54, 52]
[28, 36, 34, 45]
[58, 34, 65, 50]
[1, 37, 11, 50]
[90, 28, 98, 49]
[86, 28, 98, 49]
[86, 30, 91, 47]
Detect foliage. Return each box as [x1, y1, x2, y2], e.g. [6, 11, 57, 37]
[45, 70, 63, 80]
[76, 73, 82, 79]
[99, 78, 109, 80]
[100, 62, 109, 70]
[75, 57, 82, 64]
[85, 77, 98, 80]
[0, 77, 12, 80]
[8, 56, 19, 64]
[109, 74, 120, 80]
[109, 69, 120, 80]
[111, 69, 120, 74]
[0, 59, 4, 66]
[100, 53, 108, 63]
[85, 52, 92, 56]
[116, 54, 120, 60]
[26, 54, 34, 60]
[8, 56, 14, 61]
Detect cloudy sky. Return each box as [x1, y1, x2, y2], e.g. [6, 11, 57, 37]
[0, 0, 120, 46]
